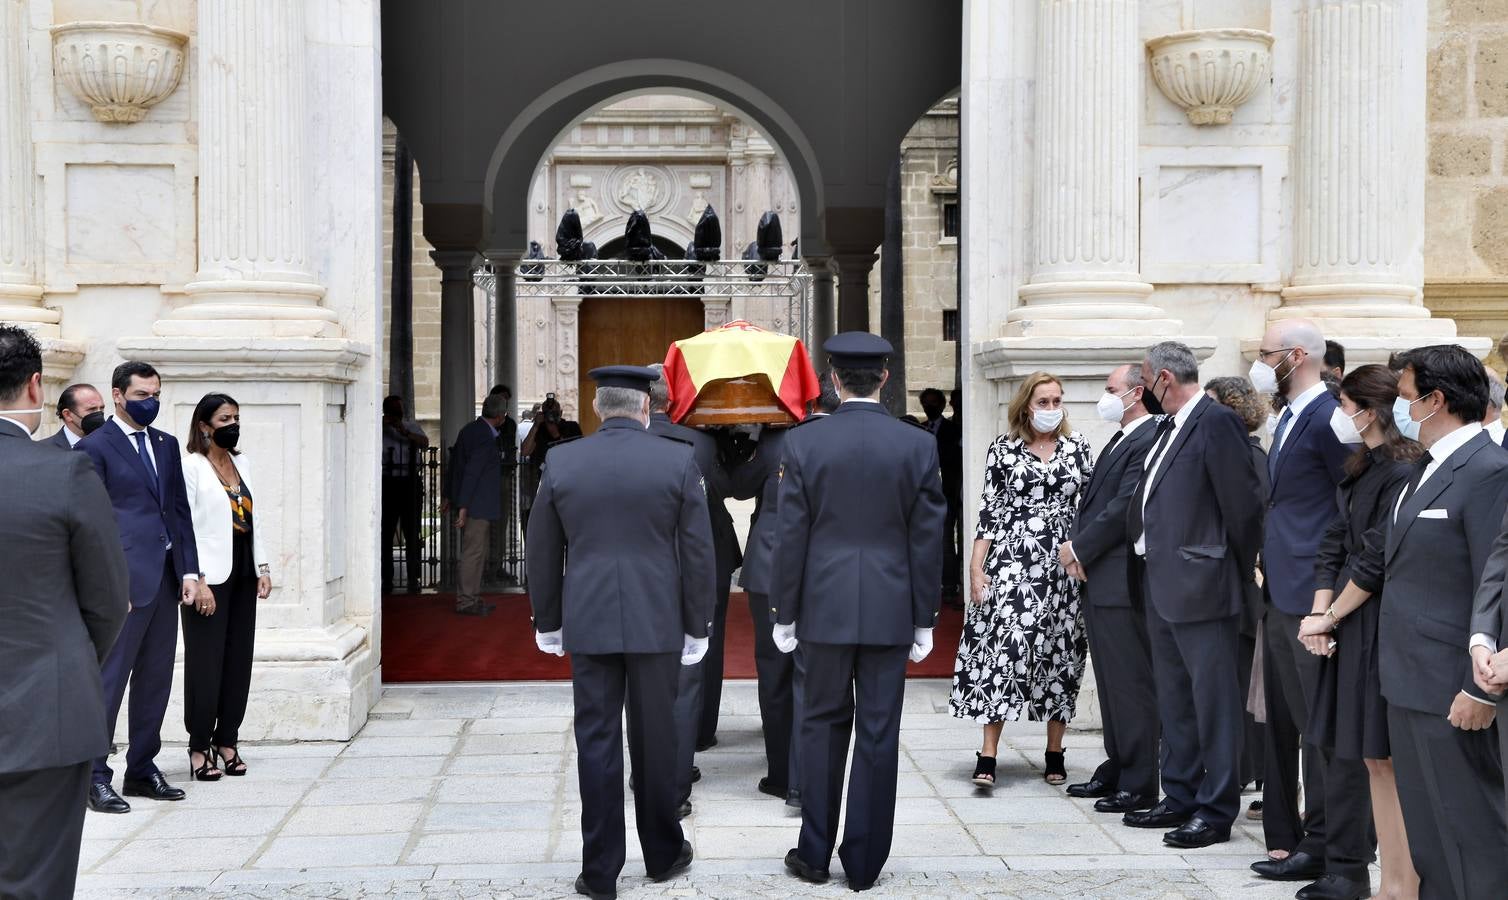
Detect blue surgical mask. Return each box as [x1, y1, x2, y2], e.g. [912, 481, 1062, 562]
[1392, 395, 1433, 442]
[124, 396, 160, 428]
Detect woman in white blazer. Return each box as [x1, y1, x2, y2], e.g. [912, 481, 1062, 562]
[180, 393, 271, 781]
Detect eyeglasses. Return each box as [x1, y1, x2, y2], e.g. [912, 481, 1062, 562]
[1257, 347, 1297, 360]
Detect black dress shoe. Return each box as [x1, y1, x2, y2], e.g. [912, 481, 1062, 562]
[1251, 850, 1326, 881]
[1295, 874, 1372, 900]
[1122, 800, 1191, 829]
[87, 782, 131, 814]
[676, 800, 692, 820]
[691, 765, 701, 783]
[1095, 791, 1155, 813]
[784, 848, 830, 884]
[758, 777, 789, 799]
[785, 789, 802, 809]
[1163, 816, 1230, 848]
[573, 875, 615, 900]
[695, 736, 718, 752]
[649, 840, 693, 882]
[1066, 777, 1115, 799]
[122, 772, 185, 802]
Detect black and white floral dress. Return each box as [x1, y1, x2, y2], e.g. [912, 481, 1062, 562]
[951, 433, 1093, 723]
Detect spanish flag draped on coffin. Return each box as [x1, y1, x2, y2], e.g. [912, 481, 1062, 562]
[661, 320, 821, 426]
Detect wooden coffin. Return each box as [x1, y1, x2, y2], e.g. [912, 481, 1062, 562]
[681, 376, 798, 427]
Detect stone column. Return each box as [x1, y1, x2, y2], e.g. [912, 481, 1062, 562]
[435, 251, 478, 451]
[880, 155, 906, 414]
[1274, 0, 1471, 362]
[491, 258, 519, 413]
[551, 296, 582, 419]
[163, 0, 336, 336]
[1012, 0, 1168, 336]
[388, 133, 416, 410]
[834, 251, 877, 333]
[806, 256, 835, 352]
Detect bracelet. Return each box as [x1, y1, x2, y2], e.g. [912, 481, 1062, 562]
[257, 564, 270, 576]
[1324, 607, 1340, 626]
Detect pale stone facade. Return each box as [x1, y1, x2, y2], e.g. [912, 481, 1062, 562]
[1423, 0, 1508, 368]
[0, 0, 1500, 740]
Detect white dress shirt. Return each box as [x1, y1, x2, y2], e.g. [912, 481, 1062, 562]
[1063, 412, 1155, 564]
[0, 414, 33, 434]
[114, 415, 159, 473]
[1273, 380, 1330, 455]
[1134, 395, 1204, 556]
[1392, 422, 1481, 524]
[1487, 419, 1505, 447]
[62, 426, 82, 447]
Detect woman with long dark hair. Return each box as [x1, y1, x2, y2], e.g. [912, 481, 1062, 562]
[180, 393, 271, 780]
[1298, 364, 1422, 900]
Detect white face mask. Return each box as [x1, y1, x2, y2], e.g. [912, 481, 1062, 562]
[1096, 389, 1133, 423]
[1249, 349, 1296, 396]
[0, 405, 44, 436]
[1032, 408, 1065, 433]
[1328, 406, 1369, 445]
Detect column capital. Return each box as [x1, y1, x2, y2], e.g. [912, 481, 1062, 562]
[431, 249, 480, 279]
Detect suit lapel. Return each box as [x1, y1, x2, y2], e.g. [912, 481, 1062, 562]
[1272, 396, 1328, 489]
[1387, 434, 1485, 560]
[103, 421, 161, 500]
[1083, 424, 1143, 507]
[1147, 397, 1207, 502]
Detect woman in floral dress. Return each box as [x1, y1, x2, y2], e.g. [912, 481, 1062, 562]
[953, 371, 1093, 787]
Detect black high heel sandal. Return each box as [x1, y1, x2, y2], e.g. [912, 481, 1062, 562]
[972, 752, 997, 788]
[1044, 749, 1067, 785]
[189, 749, 223, 782]
[214, 744, 247, 777]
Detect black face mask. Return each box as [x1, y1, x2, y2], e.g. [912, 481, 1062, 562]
[80, 411, 106, 435]
[1143, 374, 1166, 416]
[211, 423, 241, 450]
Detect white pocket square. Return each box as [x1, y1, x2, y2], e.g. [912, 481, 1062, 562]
[1417, 508, 1449, 520]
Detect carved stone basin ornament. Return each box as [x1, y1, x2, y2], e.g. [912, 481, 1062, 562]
[1146, 28, 1274, 126]
[51, 21, 189, 124]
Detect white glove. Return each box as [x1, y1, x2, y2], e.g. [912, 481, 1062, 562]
[681, 634, 709, 666]
[773, 622, 798, 654]
[908, 627, 934, 664]
[535, 629, 565, 657]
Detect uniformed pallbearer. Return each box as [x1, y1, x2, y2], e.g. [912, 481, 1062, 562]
[772, 333, 947, 891]
[527, 365, 717, 900]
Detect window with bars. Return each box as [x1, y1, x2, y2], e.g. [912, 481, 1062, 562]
[943, 309, 959, 342]
[941, 202, 960, 238]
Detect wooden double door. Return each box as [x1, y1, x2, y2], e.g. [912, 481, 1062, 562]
[577, 297, 706, 432]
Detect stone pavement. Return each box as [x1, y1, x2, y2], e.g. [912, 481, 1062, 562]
[75, 680, 1325, 899]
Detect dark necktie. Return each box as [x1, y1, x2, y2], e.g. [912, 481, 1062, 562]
[1127, 419, 1176, 545]
[133, 431, 160, 493]
[1095, 430, 1125, 470]
[1269, 407, 1293, 478]
[1397, 451, 1434, 513]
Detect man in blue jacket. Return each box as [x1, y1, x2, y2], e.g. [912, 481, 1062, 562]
[1246, 320, 1370, 896]
[451, 392, 509, 616]
[78, 361, 201, 814]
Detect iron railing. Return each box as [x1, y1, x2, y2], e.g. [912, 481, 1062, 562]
[384, 448, 532, 593]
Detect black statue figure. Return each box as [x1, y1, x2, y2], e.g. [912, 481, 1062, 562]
[623, 209, 666, 262]
[555, 209, 597, 261]
[521, 240, 545, 282]
[684, 205, 722, 262]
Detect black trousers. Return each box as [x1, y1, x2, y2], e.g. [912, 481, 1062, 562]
[95, 564, 178, 784]
[749, 591, 795, 788]
[0, 760, 90, 900]
[1261, 608, 1373, 878]
[1145, 596, 1243, 829]
[695, 569, 734, 746]
[942, 494, 962, 592]
[571, 652, 684, 892]
[796, 641, 909, 887]
[182, 567, 259, 752]
[381, 475, 422, 591]
[1390, 706, 1508, 900]
[1084, 602, 1160, 799]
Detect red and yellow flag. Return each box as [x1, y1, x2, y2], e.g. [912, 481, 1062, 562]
[662, 320, 820, 423]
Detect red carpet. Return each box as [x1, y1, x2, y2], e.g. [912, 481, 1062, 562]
[381, 592, 963, 682]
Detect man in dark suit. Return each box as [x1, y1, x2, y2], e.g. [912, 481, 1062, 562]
[730, 422, 798, 802]
[47, 381, 106, 449]
[1246, 321, 1372, 894]
[920, 388, 962, 602]
[527, 365, 715, 900]
[1122, 341, 1264, 849]
[1381, 345, 1508, 900]
[78, 361, 201, 814]
[451, 393, 509, 616]
[772, 333, 946, 891]
[1058, 364, 1161, 814]
[0, 326, 129, 900]
[646, 363, 740, 810]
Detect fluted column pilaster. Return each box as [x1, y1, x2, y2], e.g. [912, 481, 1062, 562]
[1012, 0, 1167, 336]
[1278, 0, 1445, 335]
[165, 0, 336, 336]
[0, 0, 52, 331]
